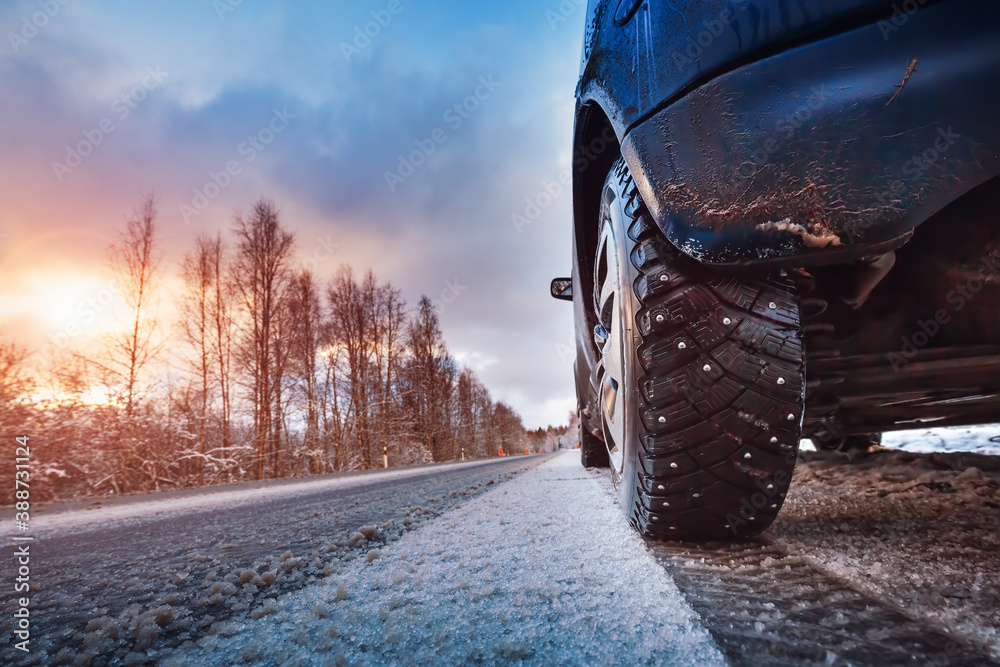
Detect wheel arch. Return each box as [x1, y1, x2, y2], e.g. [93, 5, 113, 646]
[572, 101, 621, 344]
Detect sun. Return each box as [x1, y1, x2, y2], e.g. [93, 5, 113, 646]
[1, 272, 123, 340]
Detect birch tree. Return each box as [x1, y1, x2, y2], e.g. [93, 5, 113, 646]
[231, 199, 295, 480]
[105, 194, 163, 491]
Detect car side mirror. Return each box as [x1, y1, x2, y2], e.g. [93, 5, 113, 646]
[550, 278, 573, 301]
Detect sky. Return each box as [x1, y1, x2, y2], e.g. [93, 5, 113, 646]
[0, 0, 589, 429]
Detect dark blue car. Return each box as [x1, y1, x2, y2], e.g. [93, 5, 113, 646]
[552, 0, 1000, 539]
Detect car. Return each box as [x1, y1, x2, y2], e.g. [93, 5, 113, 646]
[550, 0, 1000, 540]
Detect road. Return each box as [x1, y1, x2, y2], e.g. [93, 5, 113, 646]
[3, 449, 999, 665]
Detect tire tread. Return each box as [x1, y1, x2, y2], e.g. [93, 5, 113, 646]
[608, 158, 804, 540]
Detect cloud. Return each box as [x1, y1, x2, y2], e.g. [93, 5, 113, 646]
[0, 0, 588, 428]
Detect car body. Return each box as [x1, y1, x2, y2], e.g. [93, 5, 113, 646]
[557, 0, 1000, 537]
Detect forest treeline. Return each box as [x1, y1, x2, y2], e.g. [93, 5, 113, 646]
[1, 196, 533, 501]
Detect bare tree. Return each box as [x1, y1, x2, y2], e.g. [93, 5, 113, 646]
[179, 235, 215, 482]
[403, 296, 456, 462]
[318, 341, 346, 471]
[0, 341, 35, 491]
[105, 194, 163, 492]
[0, 339, 33, 406]
[231, 199, 296, 480]
[327, 266, 373, 469]
[288, 270, 323, 473]
[494, 401, 527, 457]
[208, 234, 235, 468]
[370, 278, 407, 466]
[453, 367, 479, 459]
[475, 380, 498, 457]
[324, 268, 418, 470]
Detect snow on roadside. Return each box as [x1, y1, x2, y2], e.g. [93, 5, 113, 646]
[171, 452, 727, 666]
[799, 424, 1000, 456]
[881, 423, 1000, 455]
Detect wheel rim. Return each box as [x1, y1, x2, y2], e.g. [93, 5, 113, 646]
[594, 202, 629, 479]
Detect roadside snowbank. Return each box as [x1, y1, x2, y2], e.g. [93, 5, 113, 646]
[176, 452, 726, 666]
[881, 424, 1000, 455]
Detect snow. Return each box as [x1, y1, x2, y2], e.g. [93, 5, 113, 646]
[880, 423, 1000, 455]
[174, 453, 726, 666]
[800, 424, 1000, 455]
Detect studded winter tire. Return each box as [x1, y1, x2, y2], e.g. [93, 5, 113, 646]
[592, 158, 805, 540]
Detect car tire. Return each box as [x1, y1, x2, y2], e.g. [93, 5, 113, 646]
[592, 158, 805, 540]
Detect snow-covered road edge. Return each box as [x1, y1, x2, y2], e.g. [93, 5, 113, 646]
[173, 452, 727, 666]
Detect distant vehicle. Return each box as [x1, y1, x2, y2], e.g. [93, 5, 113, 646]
[551, 0, 1000, 539]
